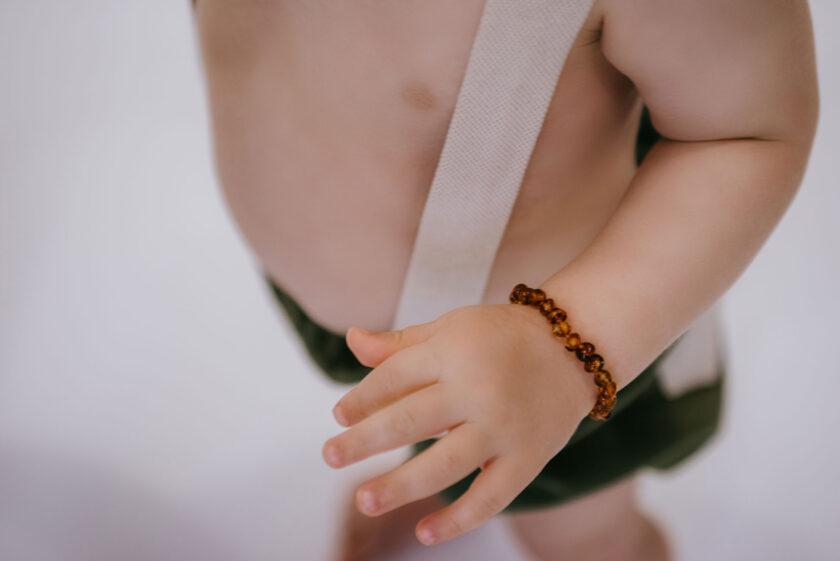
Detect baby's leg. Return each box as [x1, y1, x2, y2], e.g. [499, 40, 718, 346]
[502, 474, 670, 561]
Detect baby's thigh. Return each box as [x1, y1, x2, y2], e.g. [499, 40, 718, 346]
[503, 474, 638, 537]
[501, 475, 663, 560]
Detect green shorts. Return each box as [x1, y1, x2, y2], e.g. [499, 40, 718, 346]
[265, 105, 725, 512]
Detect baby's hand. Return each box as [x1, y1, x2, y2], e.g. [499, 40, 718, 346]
[322, 303, 597, 546]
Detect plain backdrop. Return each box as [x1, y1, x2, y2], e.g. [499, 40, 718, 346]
[1, 1, 838, 560]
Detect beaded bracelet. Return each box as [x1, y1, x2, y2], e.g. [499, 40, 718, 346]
[508, 283, 617, 421]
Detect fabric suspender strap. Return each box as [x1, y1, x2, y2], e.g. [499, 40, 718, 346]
[391, 0, 596, 332]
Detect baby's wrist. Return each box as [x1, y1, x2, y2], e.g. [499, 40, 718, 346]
[504, 298, 602, 422]
[508, 283, 618, 421]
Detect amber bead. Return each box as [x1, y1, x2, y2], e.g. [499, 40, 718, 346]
[510, 284, 531, 304]
[539, 299, 555, 315]
[589, 405, 607, 419]
[593, 370, 611, 387]
[590, 409, 611, 421]
[523, 290, 536, 305]
[530, 288, 546, 304]
[565, 333, 581, 350]
[552, 321, 571, 337]
[584, 354, 604, 372]
[575, 342, 595, 361]
[547, 308, 568, 323]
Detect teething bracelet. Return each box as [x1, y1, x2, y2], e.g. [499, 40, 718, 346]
[509, 283, 617, 421]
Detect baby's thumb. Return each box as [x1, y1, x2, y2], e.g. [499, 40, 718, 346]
[346, 322, 437, 368]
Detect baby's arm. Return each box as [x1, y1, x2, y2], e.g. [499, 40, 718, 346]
[324, 0, 819, 547]
[539, 0, 819, 388]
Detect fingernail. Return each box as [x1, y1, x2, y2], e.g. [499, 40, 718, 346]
[418, 527, 436, 545]
[324, 443, 342, 467]
[333, 404, 349, 427]
[359, 490, 379, 514]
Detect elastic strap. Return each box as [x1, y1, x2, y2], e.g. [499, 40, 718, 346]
[391, 0, 596, 331]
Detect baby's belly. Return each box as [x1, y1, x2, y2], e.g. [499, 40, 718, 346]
[195, 0, 643, 334]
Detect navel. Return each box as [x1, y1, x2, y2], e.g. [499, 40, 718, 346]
[400, 81, 437, 111]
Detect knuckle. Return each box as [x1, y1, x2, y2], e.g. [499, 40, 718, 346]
[441, 512, 467, 539]
[392, 406, 418, 437]
[431, 446, 461, 481]
[465, 492, 504, 523]
[382, 365, 401, 396]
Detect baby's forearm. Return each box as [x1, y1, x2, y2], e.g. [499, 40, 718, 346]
[538, 135, 813, 389]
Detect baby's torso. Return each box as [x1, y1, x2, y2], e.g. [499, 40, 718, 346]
[195, 0, 642, 334]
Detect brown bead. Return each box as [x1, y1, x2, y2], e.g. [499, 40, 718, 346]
[510, 284, 534, 304]
[530, 288, 546, 304]
[594, 369, 612, 386]
[575, 342, 595, 360]
[589, 406, 609, 421]
[596, 381, 614, 396]
[552, 321, 571, 337]
[539, 299, 555, 315]
[584, 354, 604, 372]
[593, 370, 611, 387]
[551, 323, 567, 338]
[547, 308, 568, 323]
[565, 333, 581, 350]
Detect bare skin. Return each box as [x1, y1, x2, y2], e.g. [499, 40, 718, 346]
[192, 0, 818, 559]
[503, 475, 669, 561]
[194, 0, 636, 335]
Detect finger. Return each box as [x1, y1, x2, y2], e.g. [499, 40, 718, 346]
[353, 421, 491, 517]
[323, 382, 461, 469]
[333, 341, 440, 427]
[414, 453, 539, 546]
[346, 317, 440, 368]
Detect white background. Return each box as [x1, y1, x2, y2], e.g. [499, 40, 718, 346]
[1, 1, 838, 559]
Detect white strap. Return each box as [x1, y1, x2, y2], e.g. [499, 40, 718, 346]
[391, 0, 596, 331]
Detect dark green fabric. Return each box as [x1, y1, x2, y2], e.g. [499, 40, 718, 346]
[268, 278, 374, 385]
[264, 104, 725, 511]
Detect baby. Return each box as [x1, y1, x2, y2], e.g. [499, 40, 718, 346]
[192, 1, 818, 559]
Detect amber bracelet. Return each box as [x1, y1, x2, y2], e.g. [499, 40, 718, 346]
[509, 283, 617, 421]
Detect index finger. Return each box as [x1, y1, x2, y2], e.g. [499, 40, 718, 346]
[334, 341, 441, 427]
